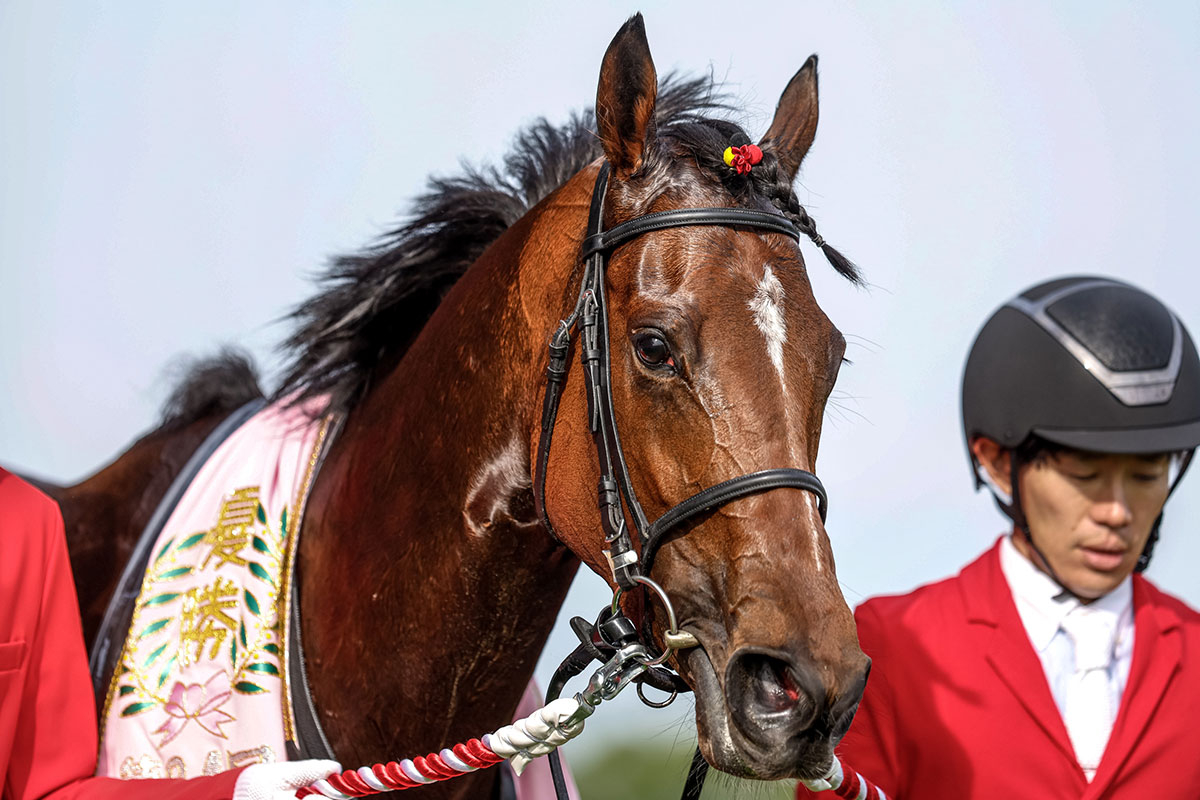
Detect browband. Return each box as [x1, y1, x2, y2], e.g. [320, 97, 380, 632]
[583, 206, 799, 257]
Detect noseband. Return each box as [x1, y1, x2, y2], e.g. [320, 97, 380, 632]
[534, 162, 829, 592]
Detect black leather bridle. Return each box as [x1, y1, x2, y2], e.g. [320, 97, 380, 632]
[533, 162, 830, 592]
[535, 161, 834, 800]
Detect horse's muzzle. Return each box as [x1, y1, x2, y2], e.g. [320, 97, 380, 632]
[723, 646, 870, 779]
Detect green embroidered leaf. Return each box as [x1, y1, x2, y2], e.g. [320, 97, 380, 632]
[139, 618, 170, 639]
[231, 635, 238, 666]
[118, 685, 136, 697]
[145, 642, 169, 666]
[280, 508, 288, 536]
[256, 503, 267, 525]
[157, 657, 176, 688]
[121, 701, 156, 717]
[253, 536, 271, 554]
[244, 590, 261, 616]
[154, 538, 175, 564]
[247, 662, 279, 676]
[142, 592, 181, 608]
[178, 532, 206, 550]
[264, 643, 280, 655]
[248, 561, 273, 585]
[158, 566, 193, 581]
[234, 681, 266, 694]
[240, 620, 248, 648]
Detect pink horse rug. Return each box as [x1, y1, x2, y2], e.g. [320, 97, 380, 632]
[95, 399, 576, 799]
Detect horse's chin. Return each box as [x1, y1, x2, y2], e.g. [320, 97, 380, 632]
[680, 644, 837, 783]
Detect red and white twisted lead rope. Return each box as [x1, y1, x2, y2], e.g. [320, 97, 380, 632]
[295, 698, 584, 798]
[293, 698, 885, 799]
[799, 754, 888, 800]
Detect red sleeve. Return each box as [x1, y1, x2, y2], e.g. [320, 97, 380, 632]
[0, 471, 243, 799]
[796, 600, 902, 800]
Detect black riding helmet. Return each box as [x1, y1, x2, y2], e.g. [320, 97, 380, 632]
[962, 275, 1200, 573]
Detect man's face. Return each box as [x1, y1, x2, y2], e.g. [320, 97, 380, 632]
[1016, 449, 1171, 599]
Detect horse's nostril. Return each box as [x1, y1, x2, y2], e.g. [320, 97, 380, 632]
[749, 654, 803, 712]
[729, 651, 820, 731]
[725, 648, 870, 760]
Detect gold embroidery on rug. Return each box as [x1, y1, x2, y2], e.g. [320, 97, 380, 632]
[279, 417, 334, 743]
[228, 745, 276, 769]
[203, 749, 225, 776]
[119, 754, 165, 779]
[98, 411, 333, 776]
[201, 488, 259, 570]
[180, 577, 240, 664]
[102, 488, 289, 739]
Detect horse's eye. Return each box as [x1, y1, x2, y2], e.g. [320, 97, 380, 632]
[633, 331, 676, 370]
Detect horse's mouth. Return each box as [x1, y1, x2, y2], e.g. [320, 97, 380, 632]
[678, 640, 837, 782]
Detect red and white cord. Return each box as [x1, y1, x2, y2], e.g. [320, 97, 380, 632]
[799, 754, 888, 800]
[293, 698, 883, 799]
[295, 697, 585, 798]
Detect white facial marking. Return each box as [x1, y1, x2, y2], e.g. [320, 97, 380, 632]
[748, 265, 788, 381]
[748, 264, 801, 465]
[746, 268, 830, 576]
[803, 492, 825, 574]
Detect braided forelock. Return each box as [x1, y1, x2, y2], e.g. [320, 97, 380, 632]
[659, 119, 863, 285]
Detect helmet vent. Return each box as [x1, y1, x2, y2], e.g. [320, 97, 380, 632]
[1007, 278, 1183, 407]
[1046, 286, 1174, 372]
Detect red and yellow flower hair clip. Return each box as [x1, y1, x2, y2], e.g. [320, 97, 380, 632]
[723, 143, 762, 175]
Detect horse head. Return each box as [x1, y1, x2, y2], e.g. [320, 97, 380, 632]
[538, 15, 870, 782]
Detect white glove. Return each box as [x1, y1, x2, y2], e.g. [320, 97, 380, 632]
[232, 759, 341, 800]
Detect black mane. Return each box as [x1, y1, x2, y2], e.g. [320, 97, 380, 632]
[274, 73, 859, 414]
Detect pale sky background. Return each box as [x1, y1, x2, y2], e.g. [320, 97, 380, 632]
[3, 0, 1199, 770]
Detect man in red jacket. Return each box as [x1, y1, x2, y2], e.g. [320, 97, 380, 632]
[0, 467, 338, 799]
[802, 277, 1200, 799]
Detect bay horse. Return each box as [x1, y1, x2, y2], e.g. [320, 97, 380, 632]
[53, 15, 869, 797]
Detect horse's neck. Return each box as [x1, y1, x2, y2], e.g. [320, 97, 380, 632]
[297, 174, 594, 770]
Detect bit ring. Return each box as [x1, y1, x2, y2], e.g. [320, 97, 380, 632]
[612, 575, 698, 666]
[636, 680, 678, 709]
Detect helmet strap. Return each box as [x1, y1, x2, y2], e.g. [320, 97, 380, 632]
[1135, 515, 1161, 573]
[1005, 451, 1082, 600]
[1136, 448, 1194, 572]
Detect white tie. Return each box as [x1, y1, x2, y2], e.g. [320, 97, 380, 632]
[1060, 608, 1117, 781]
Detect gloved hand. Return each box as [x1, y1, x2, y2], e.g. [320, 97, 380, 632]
[232, 759, 341, 800]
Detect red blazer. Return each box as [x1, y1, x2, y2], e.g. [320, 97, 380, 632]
[0, 469, 242, 799]
[801, 538, 1200, 800]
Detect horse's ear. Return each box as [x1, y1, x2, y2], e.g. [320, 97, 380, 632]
[595, 14, 658, 179]
[760, 55, 820, 185]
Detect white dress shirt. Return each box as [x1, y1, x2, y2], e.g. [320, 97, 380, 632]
[998, 535, 1135, 779]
